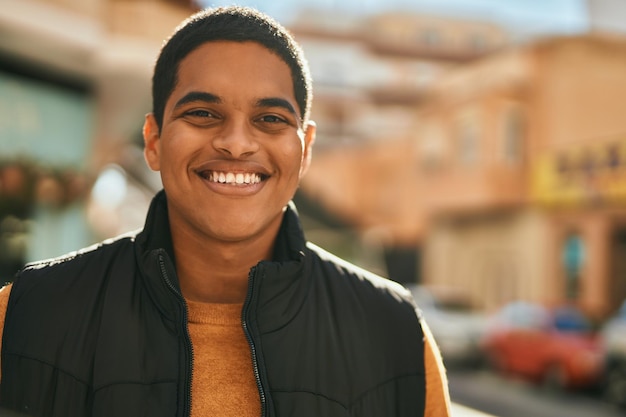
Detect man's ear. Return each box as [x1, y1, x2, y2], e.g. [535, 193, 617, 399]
[300, 120, 316, 178]
[143, 113, 161, 171]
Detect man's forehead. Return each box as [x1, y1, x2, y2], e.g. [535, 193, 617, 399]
[176, 41, 291, 85]
[182, 40, 282, 66]
[170, 42, 299, 112]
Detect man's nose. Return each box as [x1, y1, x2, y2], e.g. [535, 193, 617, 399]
[211, 119, 260, 158]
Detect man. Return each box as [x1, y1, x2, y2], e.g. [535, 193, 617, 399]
[0, 6, 450, 417]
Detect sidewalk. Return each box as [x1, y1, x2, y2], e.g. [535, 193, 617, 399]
[452, 402, 496, 417]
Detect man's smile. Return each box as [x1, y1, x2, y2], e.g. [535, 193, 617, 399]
[198, 170, 266, 185]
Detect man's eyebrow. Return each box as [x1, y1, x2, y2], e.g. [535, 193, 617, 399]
[256, 97, 298, 118]
[174, 91, 221, 109]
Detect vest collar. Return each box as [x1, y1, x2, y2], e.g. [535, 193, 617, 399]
[134, 190, 309, 323]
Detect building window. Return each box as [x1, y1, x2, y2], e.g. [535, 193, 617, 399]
[420, 29, 442, 47]
[0, 68, 95, 264]
[607, 143, 621, 170]
[562, 234, 585, 300]
[502, 106, 525, 165]
[456, 118, 479, 166]
[419, 124, 446, 172]
[468, 33, 488, 52]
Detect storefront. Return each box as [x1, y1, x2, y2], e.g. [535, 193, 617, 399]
[533, 137, 626, 318]
[0, 66, 96, 280]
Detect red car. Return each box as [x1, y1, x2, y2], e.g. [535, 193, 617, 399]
[481, 302, 604, 390]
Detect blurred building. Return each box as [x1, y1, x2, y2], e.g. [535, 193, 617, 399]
[292, 10, 507, 146]
[0, 0, 197, 279]
[417, 34, 626, 320]
[295, 3, 626, 321]
[305, 27, 626, 319]
[293, 10, 509, 279]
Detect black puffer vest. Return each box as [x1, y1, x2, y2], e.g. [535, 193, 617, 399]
[1, 191, 426, 416]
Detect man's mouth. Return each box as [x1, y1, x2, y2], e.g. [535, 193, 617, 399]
[199, 170, 265, 185]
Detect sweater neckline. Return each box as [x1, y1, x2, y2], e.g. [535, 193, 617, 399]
[185, 299, 243, 326]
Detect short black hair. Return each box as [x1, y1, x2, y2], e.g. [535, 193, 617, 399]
[151, 6, 312, 131]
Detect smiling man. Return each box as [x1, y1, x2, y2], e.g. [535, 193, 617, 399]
[0, 6, 450, 417]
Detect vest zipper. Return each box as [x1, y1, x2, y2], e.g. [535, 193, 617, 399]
[158, 252, 194, 417]
[242, 265, 268, 417]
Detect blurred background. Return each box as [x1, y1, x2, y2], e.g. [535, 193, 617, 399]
[2, 0, 626, 415]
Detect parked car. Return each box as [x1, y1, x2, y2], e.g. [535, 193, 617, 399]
[481, 301, 604, 390]
[407, 284, 488, 368]
[600, 300, 626, 407]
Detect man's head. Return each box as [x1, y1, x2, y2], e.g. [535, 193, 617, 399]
[151, 6, 312, 132]
[142, 6, 316, 248]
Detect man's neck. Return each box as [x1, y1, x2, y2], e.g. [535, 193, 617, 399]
[170, 226, 276, 304]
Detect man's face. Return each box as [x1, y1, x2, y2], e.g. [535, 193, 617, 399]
[143, 41, 315, 245]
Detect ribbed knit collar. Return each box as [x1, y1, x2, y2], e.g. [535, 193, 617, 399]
[186, 298, 243, 326]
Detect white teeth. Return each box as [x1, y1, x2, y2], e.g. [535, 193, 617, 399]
[208, 171, 261, 185]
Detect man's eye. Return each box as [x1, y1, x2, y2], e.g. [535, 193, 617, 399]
[259, 115, 286, 124]
[186, 109, 212, 118]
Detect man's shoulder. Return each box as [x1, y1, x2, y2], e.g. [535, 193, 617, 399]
[22, 230, 139, 274]
[303, 242, 425, 354]
[304, 241, 416, 308]
[12, 230, 140, 298]
[0, 283, 11, 312]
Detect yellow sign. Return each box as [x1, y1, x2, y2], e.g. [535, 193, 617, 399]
[531, 139, 626, 207]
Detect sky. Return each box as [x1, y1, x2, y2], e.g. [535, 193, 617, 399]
[198, 0, 589, 41]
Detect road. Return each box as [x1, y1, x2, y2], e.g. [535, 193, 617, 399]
[448, 369, 625, 417]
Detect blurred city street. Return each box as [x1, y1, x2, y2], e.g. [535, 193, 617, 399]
[449, 368, 624, 417]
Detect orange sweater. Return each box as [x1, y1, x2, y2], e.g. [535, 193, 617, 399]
[0, 284, 450, 416]
[185, 299, 261, 416]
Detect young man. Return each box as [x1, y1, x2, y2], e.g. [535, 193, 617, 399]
[0, 6, 450, 417]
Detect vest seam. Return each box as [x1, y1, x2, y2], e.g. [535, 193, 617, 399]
[270, 371, 424, 411]
[93, 379, 179, 393]
[270, 389, 348, 410]
[3, 351, 90, 386]
[3, 351, 179, 393]
[349, 371, 425, 409]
